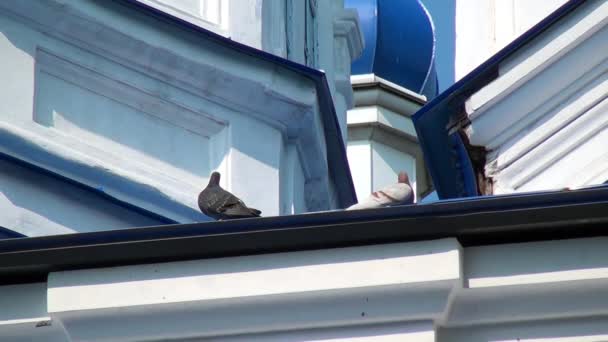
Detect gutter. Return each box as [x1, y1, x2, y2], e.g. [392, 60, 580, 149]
[1, 185, 608, 285]
[115, 0, 358, 208]
[412, 0, 587, 199]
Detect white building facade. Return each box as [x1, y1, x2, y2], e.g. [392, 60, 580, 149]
[0, 0, 362, 236]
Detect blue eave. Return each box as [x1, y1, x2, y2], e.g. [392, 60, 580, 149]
[115, 0, 358, 208]
[412, 0, 586, 200]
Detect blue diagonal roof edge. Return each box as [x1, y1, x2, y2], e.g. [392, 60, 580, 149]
[0, 226, 26, 239]
[115, 0, 358, 208]
[412, 0, 587, 199]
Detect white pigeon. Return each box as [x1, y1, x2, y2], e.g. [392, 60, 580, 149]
[347, 171, 414, 210]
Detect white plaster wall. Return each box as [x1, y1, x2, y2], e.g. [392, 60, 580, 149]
[455, 0, 569, 80]
[0, 11, 223, 223]
[228, 118, 282, 216]
[372, 142, 416, 198]
[347, 139, 417, 203]
[347, 130, 417, 202]
[0, 0, 341, 235]
[371, 141, 416, 199]
[347, 140, 372, 202]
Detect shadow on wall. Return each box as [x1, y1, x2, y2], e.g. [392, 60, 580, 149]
[0, 158, 166, 235]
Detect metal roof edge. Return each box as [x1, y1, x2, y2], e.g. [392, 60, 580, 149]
[1, 185, 608, 284]
[412, 0, 586, 199]
[115, 0, 357, 208]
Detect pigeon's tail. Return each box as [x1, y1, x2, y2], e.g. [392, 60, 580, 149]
[249, 208, 262, 216]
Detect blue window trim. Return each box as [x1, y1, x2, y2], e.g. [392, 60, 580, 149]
[412, 0, 586, 199]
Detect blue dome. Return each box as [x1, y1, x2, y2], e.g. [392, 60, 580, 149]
[347, 0, 438, 99]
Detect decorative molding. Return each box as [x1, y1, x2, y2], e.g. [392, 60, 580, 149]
[347, 76, 431, 199]
[333, 8, 364, 62]
[465, 0, 608, 117]
[464, 0, 608, 194]
[351, 74, 426, 115]
[35, 48, 227, 138]
[347, 107, 418, 143]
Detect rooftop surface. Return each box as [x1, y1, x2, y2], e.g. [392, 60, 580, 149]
[2, 184, 607, 285]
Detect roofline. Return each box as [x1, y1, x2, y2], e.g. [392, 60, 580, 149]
[115, 0, 358, 207]
[412, 0, 586, 199]
[2, 185, 608, 285]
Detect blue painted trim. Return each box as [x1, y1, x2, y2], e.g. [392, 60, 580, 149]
[413, 0, 586, 199]
[115, 0, 358, 207]
[0, 226, 26, 240]
[0, 152, 178, 226]
[451, 134, 477, 196]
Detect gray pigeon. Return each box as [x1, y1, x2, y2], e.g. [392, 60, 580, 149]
[346, 171, 414, 210]
[198, 172, 261, 220]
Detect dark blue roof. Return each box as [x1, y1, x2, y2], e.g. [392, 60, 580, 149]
[347, 0, 438, 98]
[412, 0, 586, 199]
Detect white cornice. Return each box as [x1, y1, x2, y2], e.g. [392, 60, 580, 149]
[46, 239, 462, 340]
[351, 74, 427, 105]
